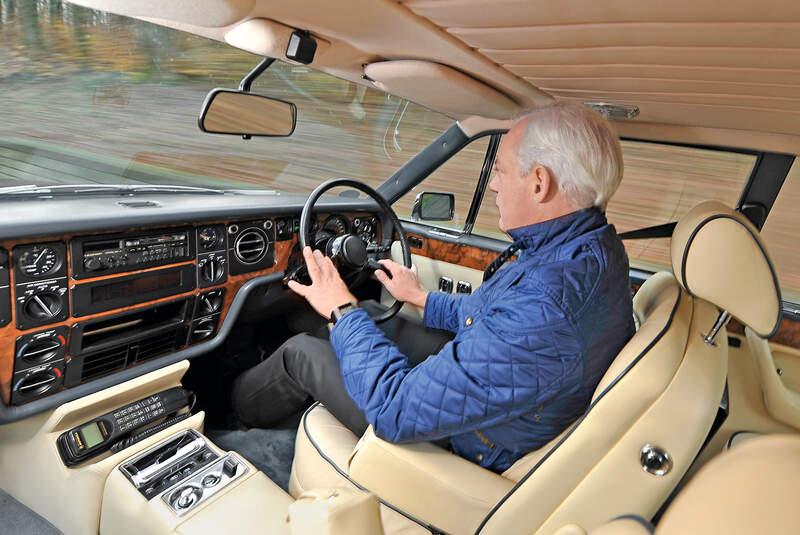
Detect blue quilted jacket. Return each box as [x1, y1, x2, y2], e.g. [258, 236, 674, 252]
[330, 207, 634, 472]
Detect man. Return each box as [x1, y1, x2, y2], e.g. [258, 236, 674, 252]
[232, 102, 634, 473]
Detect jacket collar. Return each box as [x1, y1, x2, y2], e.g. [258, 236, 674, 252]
[507, 206, 607, 254]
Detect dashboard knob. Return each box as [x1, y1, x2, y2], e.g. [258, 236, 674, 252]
[23, 292, 62, 320]
[190, 318, 217, 342]
[198, 292, 223, 315]
[84, 258, 103, 272]
[199, 258, 224, 283]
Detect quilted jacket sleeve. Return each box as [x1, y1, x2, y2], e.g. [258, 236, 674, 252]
[329, 284, 582, 443]
[421, 291, 461, 333]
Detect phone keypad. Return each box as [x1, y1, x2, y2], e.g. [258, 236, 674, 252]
[113, 396, 165, 432]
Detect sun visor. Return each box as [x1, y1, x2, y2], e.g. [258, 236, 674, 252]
[364, 61, 518, 119]
[66, 0, 254, 28]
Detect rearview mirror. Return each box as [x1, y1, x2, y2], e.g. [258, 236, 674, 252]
[411, 192, 455, 221]
[198, 89, 296, 137]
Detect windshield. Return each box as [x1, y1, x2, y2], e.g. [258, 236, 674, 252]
[0, 1, 453, 193]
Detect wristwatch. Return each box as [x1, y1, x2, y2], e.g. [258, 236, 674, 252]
[330, 301, 360, 324]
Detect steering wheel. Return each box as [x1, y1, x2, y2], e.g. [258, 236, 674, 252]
[296, 178, 412, 323]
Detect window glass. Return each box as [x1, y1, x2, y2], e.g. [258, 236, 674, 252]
[760, 161, 800, 303]
[394, 136, 491, 232]
[475, 139, 756, 248]
[0, 1, 453, 193]
[608, 141, 756, 272]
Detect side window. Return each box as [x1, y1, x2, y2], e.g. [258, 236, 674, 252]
[608, 141, 756, 272]
[476, 139, 757, 256]
[393, 136, 491, 232]
[760, 160, 800, 303]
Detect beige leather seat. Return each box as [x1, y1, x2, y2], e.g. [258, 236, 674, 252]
[289, 201, 782, 535]
[567, 434, 800, 535]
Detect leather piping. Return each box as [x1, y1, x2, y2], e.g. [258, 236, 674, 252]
[679, 214, 782, 338]
[474, 285, 684, 534]
[300, 401, 448, 535]
[613, 515, 655, 534]
[725, 429, 759, 450]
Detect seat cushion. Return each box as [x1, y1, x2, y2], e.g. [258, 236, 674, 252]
[290, 404, 430, 535]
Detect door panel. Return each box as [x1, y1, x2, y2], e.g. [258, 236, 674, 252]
[380, 222, 508, 317]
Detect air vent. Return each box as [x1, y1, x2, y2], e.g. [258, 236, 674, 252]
[135, 330, 178, 363]
[77, 328, 182, 382]
[80, 345, 129, 382]
[234, 229, 267, 264]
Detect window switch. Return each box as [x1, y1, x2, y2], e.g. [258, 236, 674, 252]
[223, 457, 238, 478]
[439, 277, 453, 293]
[456, 281, 472, 294]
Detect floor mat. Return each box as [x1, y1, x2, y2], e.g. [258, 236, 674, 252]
[204, 411, 303, 492]
[0, 489, 62, 535]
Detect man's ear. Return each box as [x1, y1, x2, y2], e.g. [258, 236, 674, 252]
[531, 165, 554, 202]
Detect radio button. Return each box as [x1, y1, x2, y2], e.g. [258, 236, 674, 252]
[84, 258, 103, 272]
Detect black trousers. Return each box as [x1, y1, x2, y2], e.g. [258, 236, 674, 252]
[231, 303, 453, 436]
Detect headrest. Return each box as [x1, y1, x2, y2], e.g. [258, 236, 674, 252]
[671, 201, 781, 338]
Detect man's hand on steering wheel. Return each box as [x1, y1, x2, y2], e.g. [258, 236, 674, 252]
[288, 246, 358, 320]
[374, 260, 429, 309]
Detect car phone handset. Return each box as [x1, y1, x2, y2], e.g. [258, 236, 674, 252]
[56, 387, 193, 467]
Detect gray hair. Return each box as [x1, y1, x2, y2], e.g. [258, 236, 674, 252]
[515, 103, 623, 210]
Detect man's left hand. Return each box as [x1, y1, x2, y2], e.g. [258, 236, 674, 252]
[287, 246, 358, 320]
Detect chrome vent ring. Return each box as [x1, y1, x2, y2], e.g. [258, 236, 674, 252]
[234, 229, 267, 264]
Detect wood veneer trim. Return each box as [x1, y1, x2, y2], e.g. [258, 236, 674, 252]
[0, 213, 370, 405]
[405, 232, 501, 272]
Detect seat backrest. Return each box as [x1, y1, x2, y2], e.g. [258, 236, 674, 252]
[654, 434, 800, 534]
[480, 201, 780, 535]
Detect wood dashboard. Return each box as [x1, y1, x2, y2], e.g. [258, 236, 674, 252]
[0, 212, 378, 407]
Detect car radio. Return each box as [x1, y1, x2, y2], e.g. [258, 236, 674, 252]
[71, 228, 196, 279]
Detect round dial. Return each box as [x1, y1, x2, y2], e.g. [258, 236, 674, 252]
[198, 292, 223, 315]
[322, 215, 350, 235]
[191, 318, 217, 342]
[18, 245, 60, 277]
[199, 257, 224, 283]
[198, 227, 219, 250]
[23, 292, 63, 321]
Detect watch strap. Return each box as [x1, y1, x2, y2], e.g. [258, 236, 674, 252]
[330, 301, 360, 324]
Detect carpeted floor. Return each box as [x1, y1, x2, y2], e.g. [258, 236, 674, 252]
[204, 410, 304, 492]
[0, 489, 62, 535]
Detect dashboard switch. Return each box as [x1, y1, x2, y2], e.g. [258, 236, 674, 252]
[222, 457, 238, 478]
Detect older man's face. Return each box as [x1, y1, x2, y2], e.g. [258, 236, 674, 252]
[488, 122, 536, 232]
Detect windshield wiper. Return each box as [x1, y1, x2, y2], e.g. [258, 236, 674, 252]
[0, 184, 230, 198]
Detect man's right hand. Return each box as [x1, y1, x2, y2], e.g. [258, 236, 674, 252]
[374, 259, 429, 309]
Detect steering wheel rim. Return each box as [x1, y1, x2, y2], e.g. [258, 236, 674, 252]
[298, 178, 412, 323]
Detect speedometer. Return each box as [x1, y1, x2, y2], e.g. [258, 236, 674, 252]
[322, 215, 350, 235]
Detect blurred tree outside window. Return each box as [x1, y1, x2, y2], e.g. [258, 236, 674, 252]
[0, 0, 453, 193]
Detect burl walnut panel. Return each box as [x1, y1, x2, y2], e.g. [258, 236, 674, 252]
[406, 232, 502, 272]
[727, 316, 800, 350]
[0, 225, 299, 405]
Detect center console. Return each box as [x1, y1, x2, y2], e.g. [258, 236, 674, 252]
[102, 429, 294, 535]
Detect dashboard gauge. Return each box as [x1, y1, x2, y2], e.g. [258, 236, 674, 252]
[17, 245, 60, 277]
[322, 215, 350, 235]
[355, 217, 378, 244]
[198, 227, 219, 250]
